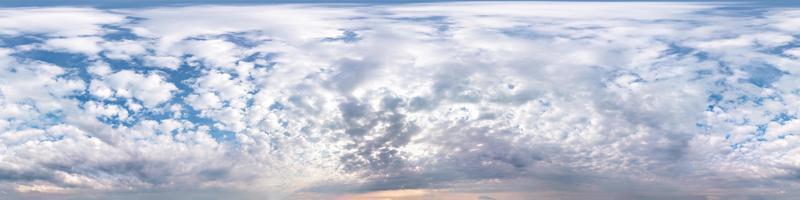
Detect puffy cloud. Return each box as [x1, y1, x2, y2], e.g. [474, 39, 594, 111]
[41, 37, 103, 56]
[1, 2, 800, 200]
[142, 55, 182, 70]
[91, 70, 177, 108]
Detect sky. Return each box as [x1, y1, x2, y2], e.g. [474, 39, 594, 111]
[0, 0, 799, 8]
[0, 1, 799, 200]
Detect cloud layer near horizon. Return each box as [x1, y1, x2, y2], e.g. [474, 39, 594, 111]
[1, 2, 800, 200]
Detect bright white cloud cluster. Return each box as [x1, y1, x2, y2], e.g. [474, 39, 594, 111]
[1, 2, 800, 200]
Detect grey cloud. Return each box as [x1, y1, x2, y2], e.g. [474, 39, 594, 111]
[338, 95, 420, 174]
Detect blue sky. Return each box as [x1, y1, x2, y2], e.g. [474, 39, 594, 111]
[1, 1, 800, 200]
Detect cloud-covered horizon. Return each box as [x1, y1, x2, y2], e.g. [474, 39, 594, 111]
[1, 2, 799, 199]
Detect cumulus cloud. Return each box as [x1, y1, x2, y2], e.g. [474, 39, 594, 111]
[90, 70, 177, 108]
[41, 37, 103, 56]
[0, 2, 799, 200]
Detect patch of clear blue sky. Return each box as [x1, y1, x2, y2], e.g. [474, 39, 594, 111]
[0, 0, 797, 8]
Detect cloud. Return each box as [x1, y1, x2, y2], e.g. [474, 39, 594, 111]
[91, 70, 177, 108]
[41, 37, 103, 56]
[142, 55, 182, 70]
[0, 2, 799, 200]
[101, 40, 148, 61]
[0, 7, 125, 37]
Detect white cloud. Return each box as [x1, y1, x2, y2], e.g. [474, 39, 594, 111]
[1, 3, 800, 200]
[785, 48, 800, 58]
[142, 55, 182, 70]
[97, 70, 177, 108]
[0, 7, 125, 36]
[185, 92, 221, 110]
[41, 36, 103, 56]
[179, 39, 242, 69]
[101, 40, 148, 61]
[117, 5, 357, 52]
